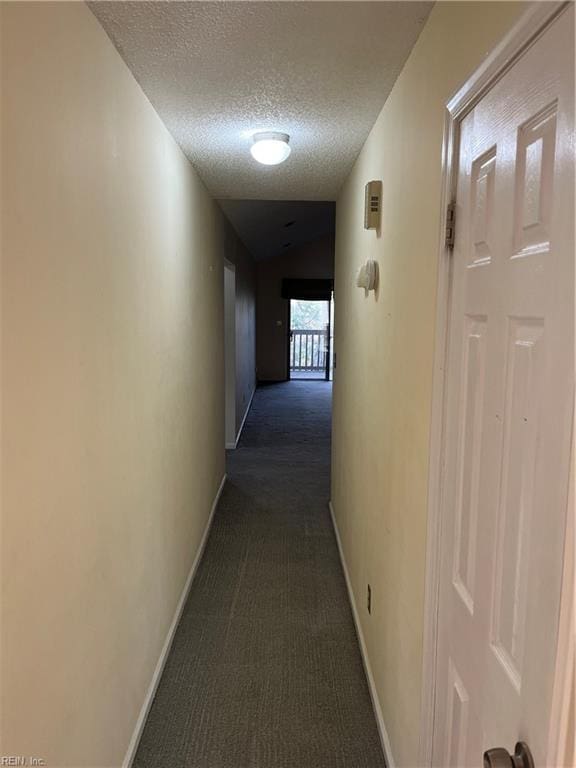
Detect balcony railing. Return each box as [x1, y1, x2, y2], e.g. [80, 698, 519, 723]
[290, 329, 328, 373]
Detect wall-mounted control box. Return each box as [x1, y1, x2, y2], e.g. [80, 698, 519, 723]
[364, 180, 382, 230]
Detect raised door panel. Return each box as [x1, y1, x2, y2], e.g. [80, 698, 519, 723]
[513, 103, 557, 259]
[452, 316, 488, 616]
[490, 318, 544, 692]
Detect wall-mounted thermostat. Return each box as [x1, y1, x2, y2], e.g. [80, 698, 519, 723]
[364, 180, 382, 230]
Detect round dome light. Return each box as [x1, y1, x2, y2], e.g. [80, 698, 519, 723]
[250, 132, 291, 166]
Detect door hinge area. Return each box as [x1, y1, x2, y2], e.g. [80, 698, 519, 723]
[445, 201, 456, 249]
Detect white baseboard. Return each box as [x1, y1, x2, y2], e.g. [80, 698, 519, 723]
[328, 500, 397, 768]
[227, 385, 256, 450]
[123, 474, 227, 768]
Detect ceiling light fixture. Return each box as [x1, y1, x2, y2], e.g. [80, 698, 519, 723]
[250, 132, 291, 166]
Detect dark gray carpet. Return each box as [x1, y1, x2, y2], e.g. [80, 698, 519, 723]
[134, 381, 386, 768]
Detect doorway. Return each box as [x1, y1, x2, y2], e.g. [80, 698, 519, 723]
[289, 298, 332, 381]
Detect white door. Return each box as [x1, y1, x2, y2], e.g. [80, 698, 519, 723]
[433, 7, 574, 767]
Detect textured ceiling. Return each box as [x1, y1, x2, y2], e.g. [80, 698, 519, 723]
[89, 1, 433, 201]
[219, 200, 335, 260]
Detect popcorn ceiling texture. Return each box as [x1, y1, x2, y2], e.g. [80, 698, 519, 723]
[89, 1, 433, 201]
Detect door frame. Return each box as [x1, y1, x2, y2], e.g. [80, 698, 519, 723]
[547, 410, 575, 766]
[287, 298, 291, 381]
[324, 294, 331, 381]
[418, 3, 572, 764]
[287, 297, 332, 381]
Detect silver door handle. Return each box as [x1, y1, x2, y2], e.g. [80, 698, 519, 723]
[484, 742, 534, 768]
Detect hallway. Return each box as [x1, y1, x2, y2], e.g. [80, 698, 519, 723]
[134, 382, 385, 768]
[2, 3, 574, 766]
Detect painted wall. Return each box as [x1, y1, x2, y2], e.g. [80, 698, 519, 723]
[0, 3, 241, 765]
[256, 234, 334, 381]
[330, 3, 527, 766]
[224, 263, 237, 446]
[223, 221, 257, 436]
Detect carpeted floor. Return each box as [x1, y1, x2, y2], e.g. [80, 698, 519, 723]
[134, 381, 386, 768]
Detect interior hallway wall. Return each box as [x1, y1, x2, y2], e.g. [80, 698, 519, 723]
[256, 234, 334, 381]
[223, 220, 257, 437]
[330, 3, 527, 765]
[0, 3, 243, 765]
[224, 263, 237, 446]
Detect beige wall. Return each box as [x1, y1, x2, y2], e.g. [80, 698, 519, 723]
[331, 3, 526, 766]
[256, 234, 334, 381]
[0, 3, 237, 765]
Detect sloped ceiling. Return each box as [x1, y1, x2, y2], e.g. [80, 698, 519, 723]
[219, 200, 335, 260]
